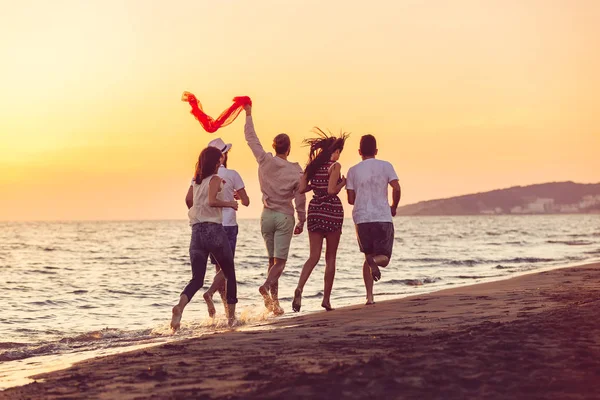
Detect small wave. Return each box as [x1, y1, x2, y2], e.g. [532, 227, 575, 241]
[455, 275, 495, 279]
[496, 257, 554, 264]
[106, 289, 134, 295]
[0, 342, 29, 350]
[27, 300, 59, 306]
[547, 240, 594, 246]
[387, 277, 442, 286]
[71, 290, 88, 295]
[31, 269, 58, 275]
[448, 259, 483, 266]
[487, 241, 525, 246]
[584, 249, 600, 255]
[400, 257, 449, 263]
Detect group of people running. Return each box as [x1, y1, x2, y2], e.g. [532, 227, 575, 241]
[171, 104, 401, 329]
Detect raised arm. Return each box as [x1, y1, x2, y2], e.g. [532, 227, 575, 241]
[243, 106, 267, 163]
[389, 179, 401, 217]
[208, 176, 238, 210]
[327, 162, 346, 195]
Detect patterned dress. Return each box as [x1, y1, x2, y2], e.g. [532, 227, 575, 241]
[307, 161, 344, 233]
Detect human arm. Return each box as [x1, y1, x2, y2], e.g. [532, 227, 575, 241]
[235, 188, 250, 207]
[185, 185, 193, 209]
[232, 171, 250, 207]
[347, 190, 356, 205]
[327, 163, 346, 195]
[297, 173, 313, 194]
[208, 176, 238, 210]
[387, 162, 401, 217]
[243, 105, 267, 163]
[294, 170, 307, 234]
[389, 180, 401, 217]
[345, 167, 356, 205]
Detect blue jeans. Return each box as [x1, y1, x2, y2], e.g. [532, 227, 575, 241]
[182, 223, 237, 304]
[210, 225, 239, 264]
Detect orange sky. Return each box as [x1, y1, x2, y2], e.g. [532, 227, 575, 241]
[1, 0, 598, 221]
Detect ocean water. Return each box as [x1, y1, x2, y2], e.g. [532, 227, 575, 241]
[1, 215, 599, 388]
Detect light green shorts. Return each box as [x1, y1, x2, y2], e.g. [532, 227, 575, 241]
[260, 208, 295, 260]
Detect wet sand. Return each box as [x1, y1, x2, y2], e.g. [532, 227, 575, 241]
[2, 263, 600, 399]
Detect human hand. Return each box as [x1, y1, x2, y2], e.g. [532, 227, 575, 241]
[390, 205, 397, 217]
[233, 190, 240, 200]
[294, 223, 304, 235]
[230, 201, 239, 211]
[244, 105, 252, 115]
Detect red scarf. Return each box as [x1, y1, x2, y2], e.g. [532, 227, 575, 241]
[182, 91, 252, 133]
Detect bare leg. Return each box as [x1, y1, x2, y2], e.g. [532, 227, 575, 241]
[203, 267, 225, 318]
[262, 258, 287, 315]
[170, 294, 190, 331]
[259, 258, 276, 311]
[363, 259, 375, 305]
[293, 232, 324, 312]
[322, 231, 341, 311]
[373, 255, 390, 268]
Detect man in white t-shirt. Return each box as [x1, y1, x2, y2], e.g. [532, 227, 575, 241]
[346, 134, 401, 305]
[185, 138, 250, 318]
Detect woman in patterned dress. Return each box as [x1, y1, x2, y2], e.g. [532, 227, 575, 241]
[292, 129, 349, 312]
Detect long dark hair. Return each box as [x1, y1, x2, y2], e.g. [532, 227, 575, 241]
[304, 128, 349, 182]
[194, 146, 222, 185]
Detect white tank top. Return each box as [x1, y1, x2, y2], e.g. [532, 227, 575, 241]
[188, 174, 224, 225]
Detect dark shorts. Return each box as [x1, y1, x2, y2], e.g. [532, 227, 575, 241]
[356, 222, 394, 258]
[210, 225, 239, 265]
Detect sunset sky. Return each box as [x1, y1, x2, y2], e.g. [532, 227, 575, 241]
[1, 0, 598, 221]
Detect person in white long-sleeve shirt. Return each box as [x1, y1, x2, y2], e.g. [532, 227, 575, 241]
[243, 104, 306, 315]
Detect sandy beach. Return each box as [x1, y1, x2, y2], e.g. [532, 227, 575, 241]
[2, 262, 599, 399]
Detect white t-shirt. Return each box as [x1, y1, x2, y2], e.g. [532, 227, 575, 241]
[346, 158, 399, 224]
[189, 165, 245, 227]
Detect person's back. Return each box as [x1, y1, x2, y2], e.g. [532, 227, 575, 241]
[242, 104, 306, 315]
[244, 120, 304, 218]
[346, 158, 397, 224]
[188, 174, 223, 225]
[255, 150, 303, 213]
[346, 134, 401, 305]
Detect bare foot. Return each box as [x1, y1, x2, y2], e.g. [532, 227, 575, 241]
[273, 303, 285, 316]
[321, 301, 334, 311]
[203, 292, 216, 318]
[366, 255, 381, 282]
[259, 285, 273, 311]
[292, 288, 302, 312]
[170, 306, 183, 332]
[228, 318, 241, 328]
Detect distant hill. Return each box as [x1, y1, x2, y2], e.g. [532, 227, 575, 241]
[397, 182, 600, 216]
